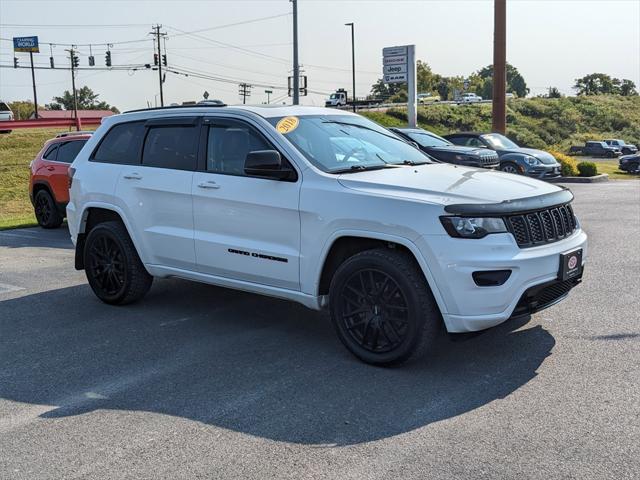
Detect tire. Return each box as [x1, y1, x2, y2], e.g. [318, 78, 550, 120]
[329, 248, 441, 366]
[628, 162, 639, 174]
[34, 189, 63, 229]
[83, 221, 152, 305]
[500, 162, 519, 174]
[606, 151, 615, 158]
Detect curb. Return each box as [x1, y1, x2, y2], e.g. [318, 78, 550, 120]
[546, 174, 609, 184]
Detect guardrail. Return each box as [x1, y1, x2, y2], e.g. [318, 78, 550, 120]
[0, 117, 104, 130]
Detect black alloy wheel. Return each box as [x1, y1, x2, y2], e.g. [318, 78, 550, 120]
[88, 234, 126, 298]
[329, 248, 441, 366]
[34, 190, 63, 228]
[84, 221, 152, 305]
[338, 268, 409, 354]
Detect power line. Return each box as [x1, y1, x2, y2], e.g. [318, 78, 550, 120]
[165, 13, 291, 38]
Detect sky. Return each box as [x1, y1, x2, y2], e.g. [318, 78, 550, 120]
[0, 0, 639, 111]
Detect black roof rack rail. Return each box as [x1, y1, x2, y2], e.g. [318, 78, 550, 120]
[124, 103, 227, 114]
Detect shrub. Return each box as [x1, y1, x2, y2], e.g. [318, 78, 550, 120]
[577, 161, 598, 177]
[549, 150, 579, 176]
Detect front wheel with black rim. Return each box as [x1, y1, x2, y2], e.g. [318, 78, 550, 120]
[34, 190, 63, 229]
[84, 221, 152, 305]
[500, 162, 519, 174]
[329, 248, 441, 366]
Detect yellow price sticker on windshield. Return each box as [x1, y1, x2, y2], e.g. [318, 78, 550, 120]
[276, 116, 299, 134]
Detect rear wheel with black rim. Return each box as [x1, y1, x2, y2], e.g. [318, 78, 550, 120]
[329, 248, 441, 366]
[34, 190, 63, 229]
[500, 162, 519, 174]
[84, 221, 152, 305]
[606, 151, 615, 158]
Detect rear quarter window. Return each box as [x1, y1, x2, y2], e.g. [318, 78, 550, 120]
[92, 121, 145, 164]
[142, 126, 198, 171]
[57, 140, 88, 163]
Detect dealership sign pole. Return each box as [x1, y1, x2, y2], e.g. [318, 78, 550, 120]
[382, 44, 416, 127]
[13, 36, 40, 119]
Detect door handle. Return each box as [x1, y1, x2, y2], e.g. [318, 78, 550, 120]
[197, 181, 220, 189]
[46, 166, 55, 171]
[123, 173, 142, 180]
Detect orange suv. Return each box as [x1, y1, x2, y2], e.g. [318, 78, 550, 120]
[29, 132, 91, 228]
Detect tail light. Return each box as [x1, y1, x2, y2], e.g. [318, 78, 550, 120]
[68, 167, 76, 189]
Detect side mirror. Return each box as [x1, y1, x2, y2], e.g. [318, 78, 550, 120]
[244, 150, 293, 180]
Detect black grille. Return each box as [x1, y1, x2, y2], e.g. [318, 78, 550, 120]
[511, 276, 582, 317]
[506, 203, 578, 248]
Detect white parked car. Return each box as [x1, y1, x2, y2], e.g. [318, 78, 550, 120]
[67, 105, 587, 366]
[460, 93, 483, 103]
[0, 100, 14, 133]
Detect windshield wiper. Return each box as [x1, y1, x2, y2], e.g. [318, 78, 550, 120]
[322, 120, 401, 141]
[330, 164, 392, 174]
[397, 159, 431, 166]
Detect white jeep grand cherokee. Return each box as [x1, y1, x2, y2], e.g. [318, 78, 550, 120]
[67, 105, 587, 366]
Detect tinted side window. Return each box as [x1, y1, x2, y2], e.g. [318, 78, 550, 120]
[93, 121, 144, 164]
[206, 122, 272, 176]
[464, 137, 485, 148]
[57, 140, 87, 163]
[142, 126, 198, 171]
[43, 144, 58, 161]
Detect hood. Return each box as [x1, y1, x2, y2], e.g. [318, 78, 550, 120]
[338, 163, 561, 206]
[499, 147, 558, 164]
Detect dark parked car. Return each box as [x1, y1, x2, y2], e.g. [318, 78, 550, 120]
[390, 127, 499, 169]
[604, 139, 638, 155]
[443, 132, 561, 178]
[569, 141, 620, 158]
[619, 153, 640, 173]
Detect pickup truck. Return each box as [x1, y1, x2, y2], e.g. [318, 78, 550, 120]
[569, 141, 621, 158]
[604, 139, 638, 156]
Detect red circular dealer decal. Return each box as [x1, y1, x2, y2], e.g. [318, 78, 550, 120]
[568, 255, 578, 270]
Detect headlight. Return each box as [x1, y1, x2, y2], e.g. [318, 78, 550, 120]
[440, 216, 508, 239]
[525, 156, 540, 166]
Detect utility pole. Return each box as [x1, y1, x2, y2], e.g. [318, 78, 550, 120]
[265, 89, 272, 104]
[151, 25, 166, 107]
[291, 0, 299, 105]
[345, 23, 356, 113]
[29, 51, 38, 118]
[239, 83, 252, 104]
[66, 47, 79, 130]
[492, 0, 506, 134]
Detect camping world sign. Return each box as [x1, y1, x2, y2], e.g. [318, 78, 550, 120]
[13, 36, 39, 53]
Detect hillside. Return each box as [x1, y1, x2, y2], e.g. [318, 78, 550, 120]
[361, 95, 640, 151]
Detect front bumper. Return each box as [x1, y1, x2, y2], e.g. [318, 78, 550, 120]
[525, 164, 561, 178]
[415, 228, 587, 333]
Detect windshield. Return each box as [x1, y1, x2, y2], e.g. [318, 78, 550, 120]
[268, 115, 431, 173]
[404, 131, 451, 148]
[330, 94, 341, 99]
[482, 133, 519, 150]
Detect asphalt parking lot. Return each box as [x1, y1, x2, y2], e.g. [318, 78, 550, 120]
[1, 182, 638, 479]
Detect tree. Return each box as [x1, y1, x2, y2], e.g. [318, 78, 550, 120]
[7, 100, 42, 119]
[51, 86, 119, 112]
[574, 73, 616, 95]
[620, 79, 638, 96]
[547, 87, 563, 98]
[476, 63, 530, 99]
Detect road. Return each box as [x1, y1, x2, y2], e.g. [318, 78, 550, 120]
[1, 182, 639, 480]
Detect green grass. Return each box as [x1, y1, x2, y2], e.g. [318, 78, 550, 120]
[0, 127, 91, 230]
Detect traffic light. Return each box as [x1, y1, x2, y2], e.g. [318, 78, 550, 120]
[88, 55, 95, 66]
[105, 50, 112, 67]
[162, 54, 167, 66]
[72, 53, 80, 68]
[49, 56, 55, 68]
[13, 57, 18, 68]
[153, 53, 159, 66]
